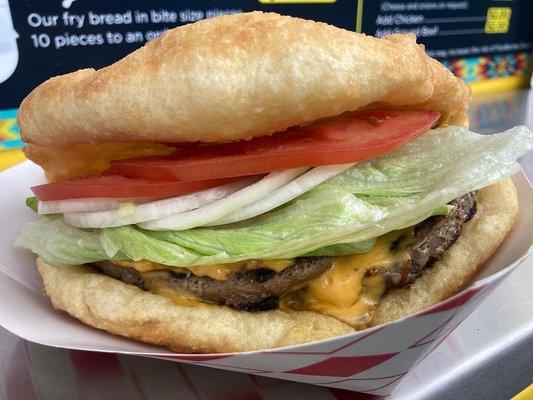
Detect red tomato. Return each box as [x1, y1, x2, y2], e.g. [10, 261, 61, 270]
[108, 109, 440, 182]
[32, 175, 251, 201]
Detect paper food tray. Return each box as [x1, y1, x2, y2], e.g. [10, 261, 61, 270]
[0, 161, 531, 395]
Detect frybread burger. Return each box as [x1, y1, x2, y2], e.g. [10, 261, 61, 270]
[16, 12, 533, 352]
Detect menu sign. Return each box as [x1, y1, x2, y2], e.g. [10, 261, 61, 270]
[0, 0, 531, 111]
[363, 0, 531, 60]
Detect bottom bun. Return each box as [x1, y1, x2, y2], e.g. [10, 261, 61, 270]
[36, 261, 353, 353]
[36, 178, 518, 353]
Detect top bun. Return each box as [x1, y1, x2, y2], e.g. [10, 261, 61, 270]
[18, 12, 469, 147]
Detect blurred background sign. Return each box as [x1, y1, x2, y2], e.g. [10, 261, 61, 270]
[0, 0, 532, 155]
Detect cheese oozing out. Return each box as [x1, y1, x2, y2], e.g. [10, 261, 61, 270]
[111, 228, 414, 328]
[282, 229, 413, 328]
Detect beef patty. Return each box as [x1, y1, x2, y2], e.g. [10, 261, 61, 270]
[91, 192, 477, 311]
[93, 257, 332, 311]
[371, 191, 478, 286]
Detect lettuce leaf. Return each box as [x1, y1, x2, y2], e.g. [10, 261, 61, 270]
[16, 216, 111, 266]
[16, 125, 533, 266]
[26, 197, 38, 213]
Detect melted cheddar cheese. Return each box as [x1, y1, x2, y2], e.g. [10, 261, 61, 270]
[280, 228, 413, 328]
[147, 286, 203, 307]
[116, 259, 294, 281]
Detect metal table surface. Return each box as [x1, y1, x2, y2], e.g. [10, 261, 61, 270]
[0, 89, 532, 400]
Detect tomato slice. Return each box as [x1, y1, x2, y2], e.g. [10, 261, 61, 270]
[32, 175, 251, 201]
[108, 109, 440, 182]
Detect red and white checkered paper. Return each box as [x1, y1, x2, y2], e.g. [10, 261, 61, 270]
[0, 162, 531, 395]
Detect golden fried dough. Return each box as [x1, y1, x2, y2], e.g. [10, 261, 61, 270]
[24, 142, 174, 182]
[36, 259, 353, 353]
[19, 12, 469, 149]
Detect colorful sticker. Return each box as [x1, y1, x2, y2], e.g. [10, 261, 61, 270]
[0, 109, 22, 150]
[443, 51, 531, 84]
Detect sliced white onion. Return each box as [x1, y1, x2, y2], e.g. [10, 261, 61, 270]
[139, 168, 308, 231]
[38, 198, 121, 214]
[64, 178, 257, 228]
[207, 163, 355, 226]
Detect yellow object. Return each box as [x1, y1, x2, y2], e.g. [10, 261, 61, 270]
[289, 228, 413, 327]
[469, 75, 530, 95]
[258, 0, 336, 3]
[116, 259, 294, 281]
[512, 384, 533, 400]
[149, 286, 203, 307]
[0, 149, 25, 171]
[485, 7, 511, 34]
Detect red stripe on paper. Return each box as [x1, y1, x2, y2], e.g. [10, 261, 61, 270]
[330, 387, 384, 400]
[409, 314, 455, 348]
[288, 353, 398, 377]
[69, 350, 124, 384]
[421, 287, 482, 314]
[271, 326, 385, 355]
[319, 372, 407, 385]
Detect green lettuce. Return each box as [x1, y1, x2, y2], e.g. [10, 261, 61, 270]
[16, 215, 113, 265]
[26, 197, 38, 213]
[16, 125, 533, 266]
